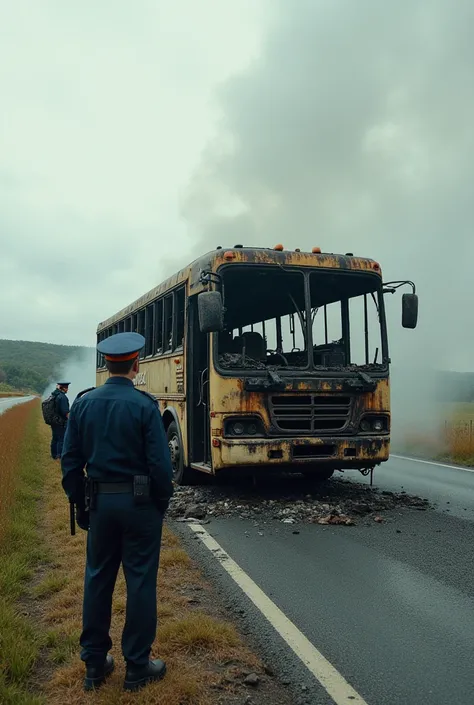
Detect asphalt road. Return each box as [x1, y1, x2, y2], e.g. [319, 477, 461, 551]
[176, 455, 474, 705]
[0, 395, 35, 415]
[349, 453, 474, 521]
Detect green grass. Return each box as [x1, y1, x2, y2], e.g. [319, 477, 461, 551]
[0, 406, 47, 703]
[45, 627, 81, 665]
[33, 574, 68, 599]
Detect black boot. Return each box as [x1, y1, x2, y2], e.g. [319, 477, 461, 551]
[84, 654, 115, 691]
[123, 659, 167, 691]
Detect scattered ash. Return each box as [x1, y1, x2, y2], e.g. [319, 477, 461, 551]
[218, 354, 267, 370]
[168, 474, 431, 526]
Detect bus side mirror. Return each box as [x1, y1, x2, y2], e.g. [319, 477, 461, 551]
[402, 293, 418, 329]
[198, 291, 224, 333]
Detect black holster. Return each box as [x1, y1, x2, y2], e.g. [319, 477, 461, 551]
[84, 477, 97, 511]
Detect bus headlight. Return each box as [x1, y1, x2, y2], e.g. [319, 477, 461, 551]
[359, 416, 389, 433]
[224, 417, 265, 438]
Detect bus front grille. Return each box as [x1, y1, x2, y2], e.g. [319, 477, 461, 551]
[270, 395, 351, 434]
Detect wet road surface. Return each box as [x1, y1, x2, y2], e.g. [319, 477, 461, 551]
[176, 455, 474, 705]
[0, 395, 35, 415]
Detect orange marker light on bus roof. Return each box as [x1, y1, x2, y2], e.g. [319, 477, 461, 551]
[224, 251, 235, 260]
[274, 244, 284, 251]
[312, 247, 321, 254]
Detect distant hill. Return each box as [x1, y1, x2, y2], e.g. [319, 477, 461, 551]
[0, 339, 92, 394]
[1, 336, 473, 401]
[435, 370, 474, 403]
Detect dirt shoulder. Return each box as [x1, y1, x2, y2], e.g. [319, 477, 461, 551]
[13, 419, 294, 705]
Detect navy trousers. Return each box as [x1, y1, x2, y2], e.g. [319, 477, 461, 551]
[80, 492, 164, 667]
[50, 424, 66, 459]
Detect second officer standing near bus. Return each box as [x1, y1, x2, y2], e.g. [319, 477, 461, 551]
[61, 332, 174, 692]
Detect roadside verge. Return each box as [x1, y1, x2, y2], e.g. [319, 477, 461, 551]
[1, 406, 293, 704]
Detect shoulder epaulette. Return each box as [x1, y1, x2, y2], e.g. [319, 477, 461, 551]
[135, 388, 159, 406]
[75, 387, 96, 401]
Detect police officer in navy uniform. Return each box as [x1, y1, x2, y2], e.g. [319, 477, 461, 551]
[50, 381, 70, 460]
[61, 332, 174, 692]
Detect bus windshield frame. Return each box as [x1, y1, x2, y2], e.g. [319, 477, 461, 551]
[214, 263, 389, 377]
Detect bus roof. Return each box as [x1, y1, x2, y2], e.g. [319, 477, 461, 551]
[96, 246, 381, 332]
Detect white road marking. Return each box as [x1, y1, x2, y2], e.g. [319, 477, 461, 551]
[390, 454, 474, 474]
[188, 523, 369, 705]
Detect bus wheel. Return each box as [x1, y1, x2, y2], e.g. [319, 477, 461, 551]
[302, 468, 334, 482]
[167, 421, 192, 485]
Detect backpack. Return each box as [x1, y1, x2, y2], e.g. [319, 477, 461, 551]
[41, 394, 63, 426]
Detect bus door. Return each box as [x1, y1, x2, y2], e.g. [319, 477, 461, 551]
[188, 297, 211, 466]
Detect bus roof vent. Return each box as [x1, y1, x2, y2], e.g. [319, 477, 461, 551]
[234, 244, 243, 248]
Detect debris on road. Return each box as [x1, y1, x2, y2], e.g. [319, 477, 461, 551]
[168, 475, 431, 526]
[244, 673, 260, 687]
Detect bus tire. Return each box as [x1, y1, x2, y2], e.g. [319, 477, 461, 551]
[167, 421, 193, 485]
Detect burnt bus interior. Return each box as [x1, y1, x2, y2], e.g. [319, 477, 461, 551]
[215, 265, 388, 374]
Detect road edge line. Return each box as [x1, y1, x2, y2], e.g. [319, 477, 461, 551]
[188, 522, 369, 705]
[390, 454, 474, 473]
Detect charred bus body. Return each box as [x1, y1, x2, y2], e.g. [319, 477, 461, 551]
[96, 246, 418, 484]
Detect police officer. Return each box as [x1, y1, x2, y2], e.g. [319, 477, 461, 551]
[60, 332, 174, 692]
[51, 381, 70, 460]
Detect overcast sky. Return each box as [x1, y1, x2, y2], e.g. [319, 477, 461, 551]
[0, 0, 264, 347]
[2, 0, 473, 380]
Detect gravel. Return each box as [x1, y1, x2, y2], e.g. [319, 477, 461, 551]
[168, 473, 431, 526]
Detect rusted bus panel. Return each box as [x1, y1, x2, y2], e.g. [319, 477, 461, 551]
[96, 355, 185, 396]
[212, 249, 380, 273]
[190, 249, 382, 296]
[351, 378, 390, 417]
[212, 437, 390, 471]
[210, 374, 389, 417]
[210, 375, 272, 425]
[97, 271, 191, 333]
[98, 247, 382, 332]
[132, 355, 185, 396]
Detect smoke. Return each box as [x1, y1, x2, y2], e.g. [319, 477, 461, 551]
[42, 347, 97, 402]
[181, 0, 474, 451]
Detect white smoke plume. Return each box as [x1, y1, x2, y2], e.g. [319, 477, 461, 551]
[43, 347, 96, 403]
[180, 0, 474, 451]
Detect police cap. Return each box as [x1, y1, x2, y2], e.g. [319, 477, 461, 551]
[97, 332, 145, 362]
[57, 381, 70, 386]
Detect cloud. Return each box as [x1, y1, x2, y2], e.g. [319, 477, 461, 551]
[0, 0, 263, 345]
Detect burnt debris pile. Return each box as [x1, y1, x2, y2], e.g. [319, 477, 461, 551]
[168, 475, 430, 526]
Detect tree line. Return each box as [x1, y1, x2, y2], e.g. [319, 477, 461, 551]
[0, 339, 89, 394]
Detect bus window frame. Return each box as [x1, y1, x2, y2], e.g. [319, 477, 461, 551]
[95, 283, 188, 370]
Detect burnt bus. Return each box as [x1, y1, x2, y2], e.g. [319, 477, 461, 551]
[96, 245, 418, 484]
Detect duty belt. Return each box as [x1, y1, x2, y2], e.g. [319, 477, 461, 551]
[93, 482, 134, 494]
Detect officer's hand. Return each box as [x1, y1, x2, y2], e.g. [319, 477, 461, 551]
[76, 507, 90, 531]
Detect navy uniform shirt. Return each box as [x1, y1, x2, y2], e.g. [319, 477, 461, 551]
[53, 389, 69, 422]
[61, 377, 174, 507]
